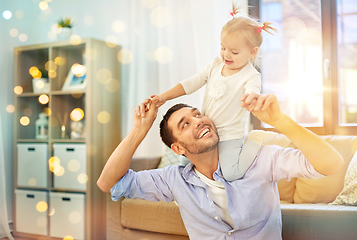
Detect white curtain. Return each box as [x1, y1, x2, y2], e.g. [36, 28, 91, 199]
[0, 113, 14, 239]
[120, 0, 234, 157]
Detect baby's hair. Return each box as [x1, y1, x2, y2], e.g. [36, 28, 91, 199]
[224, 3, 277, 68]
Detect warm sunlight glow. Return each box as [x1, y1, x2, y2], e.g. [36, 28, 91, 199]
[97, 111, 110, 124]
[155, 46, 173, 64]
[77, 173, 88, 184]
[69, 211, 82, 224]
[20, 116, 30, 126]
[9, 28, 19, 37]
[117, 49, 133, 64]
[38, 94, 49, 104]
[70, 35, 82, 45]
[14, 86, 23, 95]
[96, 68, 112, 84]
[150, 7, 171, 28]
[70, 108, 84, 121]
[49, 156, 60, 172]
[105, 78, 120, 93]
[68, 159, 80, 172]
[36, 201, 48, 212]
[112, 20, 125, 33]
[6, 105, 15, 113]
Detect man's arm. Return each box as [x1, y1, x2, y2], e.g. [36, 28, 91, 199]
[241, 93, 344, 176]
[97, 102, 158, 193]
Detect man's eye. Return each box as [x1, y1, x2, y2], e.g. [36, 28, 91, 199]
[196, 113, 201, 117]
[183, 123, 188, 128]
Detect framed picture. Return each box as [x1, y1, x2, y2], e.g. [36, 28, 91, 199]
[62, 65, 87, 91]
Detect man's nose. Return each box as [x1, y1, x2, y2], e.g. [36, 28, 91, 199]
[194, 117, 203, 128]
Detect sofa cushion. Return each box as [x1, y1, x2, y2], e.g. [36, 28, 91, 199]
[294, 136, 357, 203]
[331, 149, 357, 205]
[121, 198, 188, 236]
[158, 147, 181, 168]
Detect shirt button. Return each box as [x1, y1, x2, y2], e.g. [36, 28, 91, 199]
[215, 216, 218, 220]
[228, 232, 231, 235]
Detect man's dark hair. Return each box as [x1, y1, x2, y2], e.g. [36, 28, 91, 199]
[160, 103, 193, 148]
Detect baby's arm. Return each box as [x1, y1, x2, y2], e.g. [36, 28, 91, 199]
[151, 83, 186, 108]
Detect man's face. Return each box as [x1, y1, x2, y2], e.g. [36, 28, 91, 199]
[168, 107, 219, 155]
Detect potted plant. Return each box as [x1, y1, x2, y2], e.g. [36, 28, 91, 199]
[57, 17, 73, 40]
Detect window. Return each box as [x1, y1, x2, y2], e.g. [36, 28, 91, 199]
[250, 0, 357, 135]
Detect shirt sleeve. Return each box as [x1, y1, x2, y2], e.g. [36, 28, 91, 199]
[244, 72, 261, 94]
[258, 145, 326, 183]
[180, 58, 220, 95]
[110, 166, 177, 202]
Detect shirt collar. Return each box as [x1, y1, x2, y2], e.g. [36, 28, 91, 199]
[182, 162, 224, 184]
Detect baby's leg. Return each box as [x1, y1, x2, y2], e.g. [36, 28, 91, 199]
[218, 139, 244, 181]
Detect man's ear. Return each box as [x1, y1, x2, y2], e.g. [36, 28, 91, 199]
[171, 143, 186, 156]
[250, 47, 259, 59]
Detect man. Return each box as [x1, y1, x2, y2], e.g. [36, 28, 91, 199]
[97, 93, 344, 239]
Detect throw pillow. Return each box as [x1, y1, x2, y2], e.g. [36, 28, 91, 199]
[331, 150, 357, 205]
[158, 146, 181, 168]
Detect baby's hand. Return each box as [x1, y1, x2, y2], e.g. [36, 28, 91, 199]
[150, 94, 166, 108]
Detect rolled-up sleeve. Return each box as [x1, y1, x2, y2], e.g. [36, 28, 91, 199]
[110, 167, 176, 202]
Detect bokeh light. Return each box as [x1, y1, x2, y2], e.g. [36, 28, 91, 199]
[96, 68, 112, 84]
[35, 79, 45, 89]
[77, 173, 88, 184]
[117, 49, 133, 64]
[54, 165, 65, 176]
[9, 28, 19, 37]
[45, 60, 57, 71]
[97, 111, 110, 124]
[150, 7, 171, 28]
[43, 107, 51, 116]
[54, 56, 66, 66]
[143, 0, 157, 9]
[70, 108, 84, 121]
[155, 46, 173, 64]
[36, 201, 48, 212]
[49, 208, 55, 216]
[69, 211, 82, 224]
[71, 93, 83, 99]
[68, 159, 80, 172]
[71, 64, 85, 76]
[49, 156, 60, 172]
[105, 78, 120, 93]
[19, 33, 28, 42]
[14, 86, 23, 95]
[6, 105, 15, 113]
[48, 70, 57, 78]
[28, 178, 37, 186]
[2, 10, 12, 20]
[70, 35, 82, 46]
[112, 20, 125, 33]
[20, 116, 30, 126]
[39, 1, 49, 10]
[145, 51, 156, 62]
[15, 10, 24, 19]
[38, 94, 49, 104]
[105, 35, 118, 48]
[63, 235, 74, 240]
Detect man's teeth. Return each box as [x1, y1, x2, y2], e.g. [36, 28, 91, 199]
[199, 128, 210, 139]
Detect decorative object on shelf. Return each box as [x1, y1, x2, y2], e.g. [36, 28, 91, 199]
[57, 113, 68, 139]
[62, 64, 87, 91]
[30, 66, 49, 93]
[70, 120, 85, 139]
[35, 112, 48, 139]
[57, 17, 73, 41]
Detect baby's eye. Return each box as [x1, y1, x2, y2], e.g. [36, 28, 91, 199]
[232, 52, 238, 55]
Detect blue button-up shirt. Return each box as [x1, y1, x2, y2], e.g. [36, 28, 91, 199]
[111, 145, 324, 240]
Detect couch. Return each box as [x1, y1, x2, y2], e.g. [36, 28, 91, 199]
[106, 135, 357, 240]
